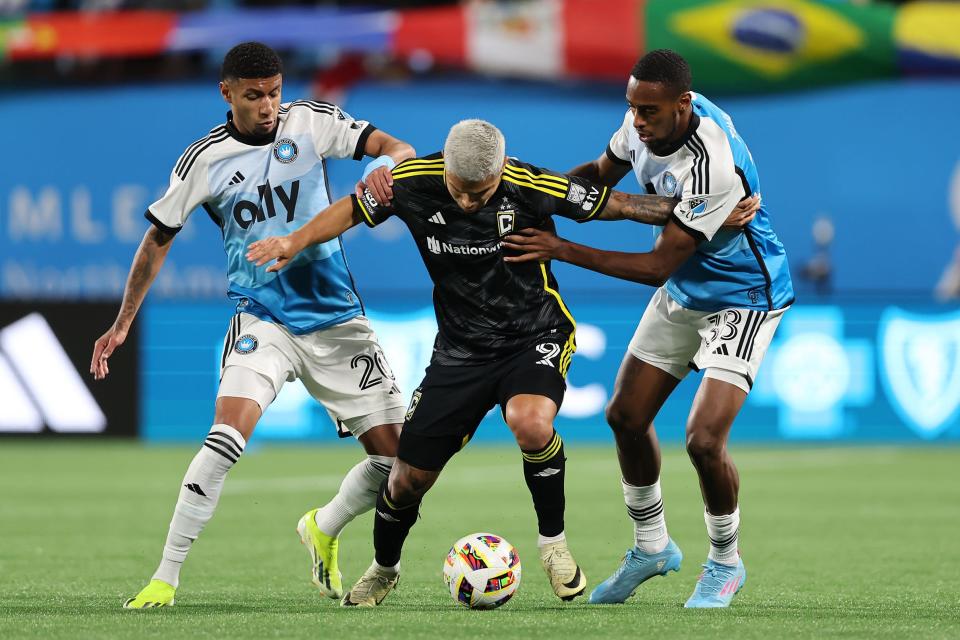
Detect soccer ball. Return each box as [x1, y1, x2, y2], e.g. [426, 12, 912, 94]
[442, 532, 521, 609]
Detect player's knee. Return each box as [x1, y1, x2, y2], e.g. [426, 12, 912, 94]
[387, 467, 433, 504]
[605, 400, 649, 435]
[685, 429, 724, 462]
[504, 405, 553, 450]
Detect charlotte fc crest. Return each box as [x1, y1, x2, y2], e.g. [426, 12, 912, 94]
[273, 138, 298, 163]
[879, 308, 960, 438]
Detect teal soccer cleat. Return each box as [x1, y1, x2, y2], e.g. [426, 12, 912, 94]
[684, 558, 746, 608]
[589, 539, 682, 604]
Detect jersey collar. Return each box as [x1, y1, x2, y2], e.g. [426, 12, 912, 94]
[225, 111, 279, 146]
[649, 113, 700, 158]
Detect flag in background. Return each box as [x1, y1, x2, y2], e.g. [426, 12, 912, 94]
[646, 0, 897, 93]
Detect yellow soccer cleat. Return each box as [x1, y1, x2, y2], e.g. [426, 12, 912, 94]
[122, 579, 176, 609]
[340, 562, 399, 607]
[539, 540, 587, 601]
[296, 509, 343, 599]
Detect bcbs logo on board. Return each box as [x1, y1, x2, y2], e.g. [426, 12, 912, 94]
[273, 138, 299, 163]
[879, 308, 960, 438]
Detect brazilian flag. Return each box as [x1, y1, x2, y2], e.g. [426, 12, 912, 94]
[646, 0, 897, 93]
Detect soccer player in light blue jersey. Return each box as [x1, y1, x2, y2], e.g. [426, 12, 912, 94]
[90, 42, 416, 609]
[504, 49, 794, 608]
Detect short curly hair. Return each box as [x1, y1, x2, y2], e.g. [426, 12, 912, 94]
[630, 49, 691, 95]
[221, 42, 282, 81]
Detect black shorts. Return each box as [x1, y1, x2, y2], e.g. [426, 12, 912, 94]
[397, 333, 574, 471]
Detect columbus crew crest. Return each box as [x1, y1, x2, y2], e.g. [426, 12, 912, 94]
[406, 390, 423, 421]
[497, 212, 515, 237]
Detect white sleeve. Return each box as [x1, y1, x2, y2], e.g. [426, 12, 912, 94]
[146, 162, 210, 234]
[311, 104, 374, 161]
[672, 138, 745, 242]
[606, 110, 632, 165]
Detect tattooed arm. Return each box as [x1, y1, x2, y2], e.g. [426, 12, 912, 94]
[91, 225, 175, 380]
[594, 190, 679, 224]
[595, 190, 761, 226]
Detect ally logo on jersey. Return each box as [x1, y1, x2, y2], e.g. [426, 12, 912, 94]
[232, 180, 301, 229]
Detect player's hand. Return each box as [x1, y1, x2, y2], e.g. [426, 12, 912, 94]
[355, 165, 394, 206]
[502, 228, 566, 263]
[246, 235, 298, 273]
[91, 324, 127, 380]
[723, 193, 761, 229]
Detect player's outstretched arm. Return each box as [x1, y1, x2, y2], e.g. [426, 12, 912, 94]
[597, 191, 680, 224]
[503, 221, 697, 287]
[246, 196, 361, 273]
[567, 151, 632, 187]
[91, 225, 175, 380]
[357, 130, 417, 206]
[596, 191, 760, 227]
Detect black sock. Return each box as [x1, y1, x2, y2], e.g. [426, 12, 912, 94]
[372, 480, 420, 567]
[521, 431, 566, 537]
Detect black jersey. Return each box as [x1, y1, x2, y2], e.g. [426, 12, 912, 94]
[351, 153, 611, 365]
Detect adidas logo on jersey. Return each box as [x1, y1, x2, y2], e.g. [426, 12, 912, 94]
[428, 211, 446, 225]
[228, 171, 245, 186]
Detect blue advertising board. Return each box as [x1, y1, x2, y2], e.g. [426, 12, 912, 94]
[3, 79, 960, 298]
[140, 296, 960, 444]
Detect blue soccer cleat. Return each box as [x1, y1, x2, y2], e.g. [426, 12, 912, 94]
[684, 558, 746, 608]
[589, 539, 683, 604]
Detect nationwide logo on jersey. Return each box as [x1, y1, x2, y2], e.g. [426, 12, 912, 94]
[566, 183, 586, 204]
[426, 236, 501, 257]
[234, 334, 259, 354]
[669, 1, 865, 78]
[661, 172, 678, 196]
[879, 308, 960, 439]
[273, 138, 299, 164]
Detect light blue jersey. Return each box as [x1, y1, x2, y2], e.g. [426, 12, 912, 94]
[147, 101, 374, 334]
[607, 92, 794, 312]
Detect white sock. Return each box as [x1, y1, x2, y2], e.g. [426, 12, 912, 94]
[705, 507, 740, 566]
[537, 531, 566, 547]
[314, 455, 393, 537]
[623, 478, 669, 554]
[152, 424, 246, 588]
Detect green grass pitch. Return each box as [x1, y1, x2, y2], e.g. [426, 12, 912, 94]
[1, 441, 957, 639]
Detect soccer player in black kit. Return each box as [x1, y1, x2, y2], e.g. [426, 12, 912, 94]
[247, 119, 758, 607]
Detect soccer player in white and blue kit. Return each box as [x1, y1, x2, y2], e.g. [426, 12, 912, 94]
[503, 50, 794, 608]
[90, 42, 416, 608]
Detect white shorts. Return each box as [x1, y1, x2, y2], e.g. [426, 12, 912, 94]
[627, 288, 788, 394]
[216, 313, 406, 438]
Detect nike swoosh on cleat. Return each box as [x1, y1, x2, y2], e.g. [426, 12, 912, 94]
[564, 566, 583, 589]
